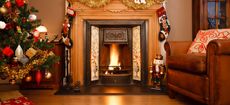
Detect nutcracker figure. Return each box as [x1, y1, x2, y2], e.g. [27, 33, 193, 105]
[150, 54, 166, 90]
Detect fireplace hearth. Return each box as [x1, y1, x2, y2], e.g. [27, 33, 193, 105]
[84, 20, 148, 86]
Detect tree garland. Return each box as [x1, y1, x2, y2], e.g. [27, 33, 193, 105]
[0, 50, 54, 80]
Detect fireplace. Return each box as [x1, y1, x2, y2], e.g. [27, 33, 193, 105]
[100, 27, 132, 85]
[84, 20, 148, 86]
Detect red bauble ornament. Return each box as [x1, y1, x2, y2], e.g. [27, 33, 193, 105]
[22, 17, 27, 23]
[5, 23, 13, 30]
[2, 46, 14, 57]
[35, 70, 42, 86]
[5, 1, 12, 8]
[15, 0, 25, 7]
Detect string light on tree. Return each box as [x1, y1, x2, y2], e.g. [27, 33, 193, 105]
[0, 21, 6, 29]
[45, 70, 52, 79]
[29, 14, 37, 21]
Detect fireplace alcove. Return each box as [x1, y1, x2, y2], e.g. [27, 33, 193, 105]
[84, 20, 148, 86]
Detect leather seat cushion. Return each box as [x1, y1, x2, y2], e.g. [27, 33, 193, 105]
[167, 54, 206, 74]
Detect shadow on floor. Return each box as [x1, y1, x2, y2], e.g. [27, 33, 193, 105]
[55, 85, 167, 95]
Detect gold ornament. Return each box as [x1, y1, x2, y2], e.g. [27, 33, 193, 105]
[79, 0, 111, 8]
[122, 0, 164, 10]
[9, 79, 16, 85]
[25, 75, 32, 82]
[0, 7, 7, 14]
[45, 71, 52, 79]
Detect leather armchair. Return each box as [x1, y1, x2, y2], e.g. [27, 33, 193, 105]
[164, 39, 230, 105]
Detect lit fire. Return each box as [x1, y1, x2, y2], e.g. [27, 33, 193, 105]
[108, 44, 120, 70]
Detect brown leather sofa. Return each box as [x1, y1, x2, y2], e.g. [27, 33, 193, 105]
[164, 39, 230, 105]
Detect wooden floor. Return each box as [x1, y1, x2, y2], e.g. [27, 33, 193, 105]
[21, 90, 205, 105]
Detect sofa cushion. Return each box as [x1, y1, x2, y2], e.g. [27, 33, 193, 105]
[187, 29, 230, 54]
[167, 54, 206, 74]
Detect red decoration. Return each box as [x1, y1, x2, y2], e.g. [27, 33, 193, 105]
[33, 30, 40, 42]
[22, 17, 27, 23]
[0, 97, 33, 105]
[2, 46, 14, 57]
[156, 6, 170, 42]
[35, 70, 42, 86]
[5, 1, 12, 8]
[62, 18, 70, 35]
[5, 23, 13, 30]
[67, 7, 76, 17]
[15, 0, 25, 7]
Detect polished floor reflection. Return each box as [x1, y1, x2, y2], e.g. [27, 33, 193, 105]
[21, 90, 205, 105]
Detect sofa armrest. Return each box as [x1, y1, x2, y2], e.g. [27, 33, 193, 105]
[207, 39, 230, 105]
[207, 39, 230, 55]
[164, 41, 192, 56]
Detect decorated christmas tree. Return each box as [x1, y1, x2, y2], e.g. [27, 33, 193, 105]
[0, 0, 59, 84]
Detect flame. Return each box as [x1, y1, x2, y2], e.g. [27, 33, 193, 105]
[108, 44, 120, 70]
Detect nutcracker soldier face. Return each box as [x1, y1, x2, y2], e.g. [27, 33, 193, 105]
[153, 54, 163, 65]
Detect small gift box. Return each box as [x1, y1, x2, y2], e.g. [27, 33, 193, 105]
[26, 48, 37, 59]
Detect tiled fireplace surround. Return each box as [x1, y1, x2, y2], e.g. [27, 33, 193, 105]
[70, 0, 160, 86]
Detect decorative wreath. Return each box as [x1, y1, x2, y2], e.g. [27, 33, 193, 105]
[122, 0, 164, 10]
[79, 0, 111, 8]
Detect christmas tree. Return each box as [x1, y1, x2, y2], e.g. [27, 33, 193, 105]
[0, 0, 59, 84]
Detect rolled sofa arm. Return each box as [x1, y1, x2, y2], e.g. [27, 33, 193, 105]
[207, 39, 230, 55]
[164, 41, 193, 56]
[207, 39, 230, 105]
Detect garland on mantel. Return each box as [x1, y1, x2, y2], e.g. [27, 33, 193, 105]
[78, 0, 166, 9]
[79, 0, 111, 8]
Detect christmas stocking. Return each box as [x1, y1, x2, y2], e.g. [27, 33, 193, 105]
[156, 7, 171, 42]
[62, 1, 75, 48]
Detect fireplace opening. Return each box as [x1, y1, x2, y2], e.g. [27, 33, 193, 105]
[100, 43, 132, 85]
[99, 27, 132, 85]
[84, 20, 148, 87]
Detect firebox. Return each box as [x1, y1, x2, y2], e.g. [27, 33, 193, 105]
[99, 27, 132, 85]
[84, 20, 148, 86]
